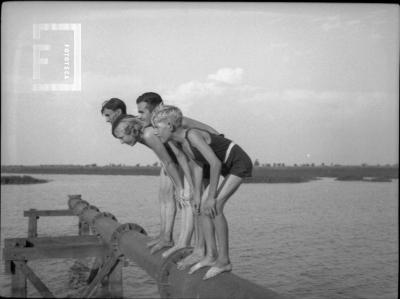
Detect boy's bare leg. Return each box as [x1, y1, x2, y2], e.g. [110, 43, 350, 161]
[150, 170, 176, 254]
[188, 213, 218, 274]
[203, 175, 242, 280]
[162, 176, 194, 258]
[162, 202, 193, 258]
[176, 182, 211, 269]
[176, 213, 205, 269]
[147, 169, 167, 248]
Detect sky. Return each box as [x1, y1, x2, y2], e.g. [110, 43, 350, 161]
[1, 2, 399, 166]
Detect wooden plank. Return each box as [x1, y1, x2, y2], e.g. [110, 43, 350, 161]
[19, 263, 55, 298]
[28, 216, 38, 238]
[5, 235, 101, 247]
[81, 255, 119, 298]
[24, 209, 74, 217]
[32, 235, 101, 246]
[11, 261, 27, 298]
[4, 238, 28, 247]
[3, 243, 107, 261]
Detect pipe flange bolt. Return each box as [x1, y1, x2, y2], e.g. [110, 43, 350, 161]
[67, 194, 82, 209]
[100, 212, 118, 222]
[79, 204, 98, 218]
[90, 211, 118, 236]
[74, 200, 89, 215]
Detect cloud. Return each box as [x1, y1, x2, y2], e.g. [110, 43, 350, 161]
[163, 67, 396, 144]
[207, 67, 243, 84]
[164, 67, 245, 111]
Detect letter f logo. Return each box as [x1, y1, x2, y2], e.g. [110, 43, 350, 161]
[33, 24, 50, 80]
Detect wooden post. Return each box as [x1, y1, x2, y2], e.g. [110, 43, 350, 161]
[79, 220, 90, 236]
[98, 255, 111, 298]
[27, 209, 38, 238]
[19, 262, 55, 298]
[108, 259, 123, 298]
[11, 261, 27, 298]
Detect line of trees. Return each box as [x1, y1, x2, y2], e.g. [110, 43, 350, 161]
[253, 159, 398, 168]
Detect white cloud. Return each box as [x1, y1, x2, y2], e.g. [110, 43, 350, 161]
[207, 67, 243, 84]
[164, 67, 244, 111]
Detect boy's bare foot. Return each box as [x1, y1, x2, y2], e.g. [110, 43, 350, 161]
[203, 263, 232, 280]
[161, 244, 187, 259]
[149, 240, 174, 255]
[188, 257, 216, 274]
[176, 250, 204, 270]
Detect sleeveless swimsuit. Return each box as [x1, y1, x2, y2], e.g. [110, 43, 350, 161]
[184, 129, 252, 178]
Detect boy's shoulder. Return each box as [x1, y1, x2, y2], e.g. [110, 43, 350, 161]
[141, 126, 156, 138]
[185, 127, 204, 140]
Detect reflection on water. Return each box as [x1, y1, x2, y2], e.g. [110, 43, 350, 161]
[1, 174, 398, 299]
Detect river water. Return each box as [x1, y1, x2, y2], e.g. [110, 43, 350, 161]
[0, 174, 398, 298]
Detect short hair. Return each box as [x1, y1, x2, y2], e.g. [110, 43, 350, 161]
[136, 92, 163, 112]
[112, 114, 143, 139]
[101, 98, 127, 114]
[151, 105, 183, 130]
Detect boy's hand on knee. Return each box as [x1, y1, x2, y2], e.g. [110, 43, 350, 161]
[191, 200, 201, 215]
[202, 198, 217, 218]
[175, 189, 192, 208]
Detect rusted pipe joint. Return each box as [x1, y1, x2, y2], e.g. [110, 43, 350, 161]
[157, 247, 194, 298]
[71, 200, 89, 215]
[67, 194, 82, 209]
[90, 212, 118, 236]
[110, 223, 147, 258]
[79, 204, 100, 217]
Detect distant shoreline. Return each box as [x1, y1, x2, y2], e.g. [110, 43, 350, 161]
[1, 175, 49, 185]
[1, 165, 397, 184]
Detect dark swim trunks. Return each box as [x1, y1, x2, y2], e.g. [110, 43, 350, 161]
[185, 129, 252, 179]
[221, 144, 253, 178]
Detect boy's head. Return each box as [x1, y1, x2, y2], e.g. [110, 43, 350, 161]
[136, 92, 163, 125]
[101, 98, 127, 123]
[112, 114, 143, 146]
[151, 105, 183, 143]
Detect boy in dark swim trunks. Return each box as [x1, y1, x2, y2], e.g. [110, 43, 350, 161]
[136, 92, 221, 260]
[151, 105, 253, 280]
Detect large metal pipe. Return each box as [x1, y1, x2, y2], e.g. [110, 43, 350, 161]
[68, 195, 291, 299]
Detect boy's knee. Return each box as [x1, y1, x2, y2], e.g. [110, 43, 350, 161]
[216, 202, 225, 214]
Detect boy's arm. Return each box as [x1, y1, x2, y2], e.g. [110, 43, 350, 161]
[182, 116, 219, 135]
[142, 128, 184, 192]
[187, 130, 221, 218]
[189, 160, 204, 215]
[168, 141, 194, 206]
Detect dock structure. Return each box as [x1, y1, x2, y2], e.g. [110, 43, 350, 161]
[2, 194, 291, 299]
